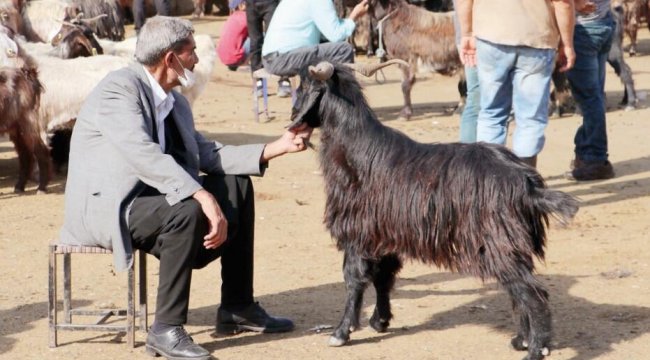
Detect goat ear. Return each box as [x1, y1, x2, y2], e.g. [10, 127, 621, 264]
[287, 88, 323, 130]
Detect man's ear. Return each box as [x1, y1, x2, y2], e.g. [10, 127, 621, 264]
[163, 51, 175, 68]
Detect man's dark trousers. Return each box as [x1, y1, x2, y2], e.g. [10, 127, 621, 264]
[129, 173, 256, 325]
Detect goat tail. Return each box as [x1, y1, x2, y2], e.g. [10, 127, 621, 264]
[535, 188, 579, 226]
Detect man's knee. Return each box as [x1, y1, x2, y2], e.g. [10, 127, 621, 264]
[339, 42, 355, 63]
[174, 198, 209, 235]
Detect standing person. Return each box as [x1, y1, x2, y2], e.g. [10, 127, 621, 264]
[217, 0, 251, 71]
[261, 0, 369, 79]
[59, 16, 312, 360]
[565, 0, 616, 180]
[133, 0, 171, 33]
[245, 0, 292, 97]
[457, 0, 576, 168]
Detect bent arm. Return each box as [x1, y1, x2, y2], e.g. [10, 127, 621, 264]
[311, 0, 356, 42]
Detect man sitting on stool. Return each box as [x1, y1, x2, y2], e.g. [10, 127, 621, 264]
[261, 0, 369, 79]
[58, 16, 312, 360]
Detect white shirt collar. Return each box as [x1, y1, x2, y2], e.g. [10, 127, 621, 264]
[143, 65, 175, 151]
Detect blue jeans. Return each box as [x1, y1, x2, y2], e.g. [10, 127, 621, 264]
[566, 15, 615, 163]
[475, 39, 556, 157]
[459, 65, 479, 143]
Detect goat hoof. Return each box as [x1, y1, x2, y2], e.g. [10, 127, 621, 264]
[522, 347, 549, 360]
[369, 313, 390, 333]
[511, 335, 528, 351]
[13, 187, 25, 194]
[36, 189, 48, 195]
[328, 336, 347, 347]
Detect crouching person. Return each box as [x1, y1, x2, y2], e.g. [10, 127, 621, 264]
[58, 16, 311, 360]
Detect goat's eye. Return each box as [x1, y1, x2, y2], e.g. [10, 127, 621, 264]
[6, 48, 15, 57]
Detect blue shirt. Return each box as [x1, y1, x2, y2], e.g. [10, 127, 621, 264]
[261, 0, 356, 56]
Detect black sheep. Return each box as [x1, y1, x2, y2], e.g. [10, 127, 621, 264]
[288, 60, 579, 360]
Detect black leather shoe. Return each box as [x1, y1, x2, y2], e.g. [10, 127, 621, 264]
[216, 302, 294, 334]
[566, 160, 615, 181]
[145, 326, 211, 360]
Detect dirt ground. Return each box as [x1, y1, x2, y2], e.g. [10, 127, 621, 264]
[1, 15, 650, 360]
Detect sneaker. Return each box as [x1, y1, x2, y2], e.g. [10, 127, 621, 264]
[255, 79, 264, 98]
[277, 80, 292, 98]
[216, 302, 294, 334]
[565, 160, 615, 181]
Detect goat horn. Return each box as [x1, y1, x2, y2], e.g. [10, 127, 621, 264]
[308, 62, 335, 81]
[345, 59, 410, 77]
[79, 14, 108, 24]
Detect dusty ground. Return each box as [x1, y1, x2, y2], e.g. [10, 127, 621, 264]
[1, 15, 650, 360]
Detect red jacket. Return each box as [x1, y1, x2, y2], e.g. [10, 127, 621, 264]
[217, 10, 248, 66]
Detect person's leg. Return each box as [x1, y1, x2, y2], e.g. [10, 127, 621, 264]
[154, 0, 172, 16]
[264, 42, 354, 77]
[510, 46, 555, 158]
[193, 174, 255, 307]
[130, 194, 208, 326]
[133, 0, 146, 32]
[459, 65, 480, 143]
[567, 19, 615, 164]
[247, 0, 278, 72]
[475, 39, 516, 146]
[246, 0, 264, 72]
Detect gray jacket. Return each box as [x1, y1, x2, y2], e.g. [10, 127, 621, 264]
[59, 63, 265, 271]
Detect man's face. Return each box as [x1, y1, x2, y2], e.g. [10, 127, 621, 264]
[172, 35, 198, 73]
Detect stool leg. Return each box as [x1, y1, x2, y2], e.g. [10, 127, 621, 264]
[63, 253, 71, 324]
[127, 264, 135, 347]
[290, 77, 298, 106]
[138, 250, 148, 333]
[48, 246, 58, 348]
[262, 78, 269, 120]
[253, 77, 260, 122]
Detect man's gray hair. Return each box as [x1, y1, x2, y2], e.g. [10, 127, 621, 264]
[135, 16, 195, 66]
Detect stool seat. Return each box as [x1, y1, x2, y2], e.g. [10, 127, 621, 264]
[48, 242, 148, 348]
[252, 68, 272, 79]
[251, 69, 298, 122]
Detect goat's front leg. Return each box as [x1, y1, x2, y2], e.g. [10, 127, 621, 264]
[398, 65, 416, 120]
[369, 254, 402, 333]
[329, 251, 373, 347]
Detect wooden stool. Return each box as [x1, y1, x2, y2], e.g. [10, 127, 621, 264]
[48, 244, 148, 348]
[252, 68, 297, 122]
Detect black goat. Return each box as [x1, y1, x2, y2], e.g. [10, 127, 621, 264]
[288, 60, 579, 360]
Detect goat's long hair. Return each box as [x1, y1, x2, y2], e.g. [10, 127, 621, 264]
[295, 63, 578, 283]
[77, 0, 126, 41]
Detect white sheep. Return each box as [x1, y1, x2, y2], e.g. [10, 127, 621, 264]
[36, 32, 216, 133]
[97, 33, 216, 107]
[22, 0, 78, 43]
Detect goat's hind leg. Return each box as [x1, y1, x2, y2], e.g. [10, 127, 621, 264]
[369, 254, 402, 333]
[8, 130, 34, 193]
[503, 272, 552, 360]
[329, 251, 374, 347]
